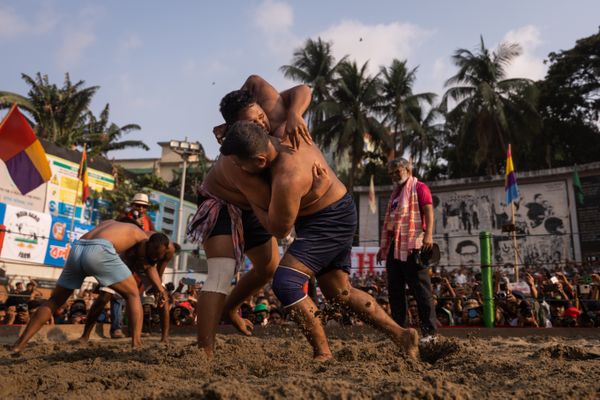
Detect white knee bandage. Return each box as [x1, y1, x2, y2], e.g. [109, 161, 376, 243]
[202, 257, 236, 295]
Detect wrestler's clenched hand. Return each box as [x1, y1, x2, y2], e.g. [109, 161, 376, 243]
[155, 290, 168, 307]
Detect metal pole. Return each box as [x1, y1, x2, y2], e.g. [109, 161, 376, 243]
[479, 231, 494, 328]
[175, 155, 187, 274]
[511, 202, 519, 281]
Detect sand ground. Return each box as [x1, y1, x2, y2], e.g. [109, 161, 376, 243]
[1, 327, 600, 399]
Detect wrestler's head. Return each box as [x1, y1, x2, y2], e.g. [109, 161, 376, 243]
[145, 233, 170, 265]
[220, 120, 272, 174]
[219, 90, 271, 132]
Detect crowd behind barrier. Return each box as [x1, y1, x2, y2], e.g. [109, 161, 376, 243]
[2, 260, 600, 332]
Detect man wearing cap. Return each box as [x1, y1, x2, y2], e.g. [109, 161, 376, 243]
[253, 303, 269, 326]
[128, 193, 155, 232]
[377, 158, 437, 341]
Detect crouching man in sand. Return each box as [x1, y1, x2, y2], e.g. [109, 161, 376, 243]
[13, 221, 170, 353]
[220, 121, 420, 360]
[78, 234, 179, 343]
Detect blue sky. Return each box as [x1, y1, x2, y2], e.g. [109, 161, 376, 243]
[2, 1, 598, 160]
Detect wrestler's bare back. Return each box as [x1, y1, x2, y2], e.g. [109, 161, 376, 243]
[202, 156, 269, 210]
[81, 220, 147, 253]
[272, 141, 347, 217]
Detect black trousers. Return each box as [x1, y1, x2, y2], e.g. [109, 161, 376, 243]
[385, 244, 437, 336]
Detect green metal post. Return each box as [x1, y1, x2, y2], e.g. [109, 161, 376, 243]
[479, 231, 494, 328]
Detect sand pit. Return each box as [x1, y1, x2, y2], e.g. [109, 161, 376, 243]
[2, 328, 600, 399]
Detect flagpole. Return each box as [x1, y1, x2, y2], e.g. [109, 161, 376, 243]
[69, 144, 85, 244]
[69, 174, 81, 244]
[363, 206, 369, 276]
[510, 202, 519, 282]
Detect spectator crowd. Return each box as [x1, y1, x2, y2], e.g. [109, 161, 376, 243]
[2, 261, 600, 333]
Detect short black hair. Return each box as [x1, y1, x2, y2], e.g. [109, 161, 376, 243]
[219, 90, 257, 124]
[148, 232, 170, 249]
[220, 120, 270, 160]
[172, 242, 181, 253]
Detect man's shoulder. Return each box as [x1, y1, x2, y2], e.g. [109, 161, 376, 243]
[416, 180, 430, 190]
[415, 180, 433, 205]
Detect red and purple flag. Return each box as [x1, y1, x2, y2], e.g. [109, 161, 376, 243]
[0, 104, 52, 195]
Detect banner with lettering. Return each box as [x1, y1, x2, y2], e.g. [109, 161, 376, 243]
[43, 215, 94, 267]
[351, 246, 384, 275]
[0, 204, 52, 264]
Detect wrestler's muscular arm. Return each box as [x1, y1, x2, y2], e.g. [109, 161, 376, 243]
[243, 75, 312, 147]
[250, 173, 306, 239]
[229, 166, 272, 211]
[132, 240, 167, 305]
[157, 246, 175, 278]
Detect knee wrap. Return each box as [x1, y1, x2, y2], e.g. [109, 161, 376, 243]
[272, 266, 310, 308]
[202, 257, 236, 295]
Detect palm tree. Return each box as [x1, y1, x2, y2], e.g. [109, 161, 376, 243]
[0, 73, 98, 146]
[82, 104, 148, 157]
[441, 36, 540, 176]
[377, 59, 436, 159]
[280, 37, 345, 132]
[405, 106, 448, 178]
[315, 60, 386, 191]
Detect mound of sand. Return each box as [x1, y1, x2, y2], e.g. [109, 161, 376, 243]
[1, 328, 599, 399]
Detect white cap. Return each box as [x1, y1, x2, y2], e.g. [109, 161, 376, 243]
[131, 193, 150, 206]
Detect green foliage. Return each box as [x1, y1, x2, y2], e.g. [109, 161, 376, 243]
[314, 60, 386, 191]
[377, 59, 436, 159]
[91, 166, 145, 221]
[82, 104, 148, 157]
[534, 28, 600, 168]
[135, 173, 169, 192]
[441, 36, 541, 177]
[0, 73, 148, 158]
[170, 157, 210, 197]
[0, 73, 97, 145]
[280, 37, 345, 131]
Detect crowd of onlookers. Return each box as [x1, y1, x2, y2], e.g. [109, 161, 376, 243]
[2, 262, 600, 332]
[346, 262, 600, 329]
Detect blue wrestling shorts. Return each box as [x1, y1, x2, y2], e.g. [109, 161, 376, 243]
[57, 239, 132, 290]
[287, 192, 357, 277]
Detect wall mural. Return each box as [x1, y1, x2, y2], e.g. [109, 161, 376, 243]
[432, 181, 573, 269]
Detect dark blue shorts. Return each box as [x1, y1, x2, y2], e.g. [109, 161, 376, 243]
[197, 196, 272, 251]
[287, 193, 357, 277]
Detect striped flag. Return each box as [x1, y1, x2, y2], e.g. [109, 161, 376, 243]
[0, 104, 52, 194]
[505, 144, 519, 204]
[368, 174, 377, 214]
[78, 146, 89, 203]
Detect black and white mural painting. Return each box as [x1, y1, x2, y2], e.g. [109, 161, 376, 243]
[432, 181, 573, 269]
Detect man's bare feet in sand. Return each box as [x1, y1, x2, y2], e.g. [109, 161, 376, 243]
[314, 352, 333, 362]
[391, 328, 419, 360]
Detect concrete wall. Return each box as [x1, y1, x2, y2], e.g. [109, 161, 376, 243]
[355, 162, 600, 268]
